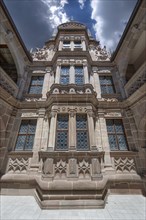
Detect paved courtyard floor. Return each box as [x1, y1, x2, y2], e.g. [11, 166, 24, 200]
[0, 195, 146, 220]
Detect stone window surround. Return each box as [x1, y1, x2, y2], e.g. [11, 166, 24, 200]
[54, 59, 89, 84]
[48, 105, 96, 152]
[58, 35, 86, 51]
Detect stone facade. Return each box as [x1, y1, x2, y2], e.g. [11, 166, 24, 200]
[0, 0, 146, 209]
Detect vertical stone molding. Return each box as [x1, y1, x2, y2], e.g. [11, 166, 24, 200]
[42, 68, 51, 99]
[69, 63, 75, 84]
[55, 63, 61, 84]
[48, 111, 57, 151]
[70, 40, 74, 51]
[31, 109, 45, 167]
[58, 40, 63, 51]
[81, 38, 86, 51]
[98, 112, 113, 170]
[69, 111, 76, 150]
[83, 62, 89, 84]
[42, 158, 54, 177]
[49, 71, 54, 89]
[87, 111, 97, 151]
[95, 116, 102, 151]
[93, 68, 101, 98]
[90, 72, 94, 87]
[41, 115, 49, 151]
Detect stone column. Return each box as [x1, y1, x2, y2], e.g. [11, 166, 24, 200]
[98, 112, 113, 171]
[58, 40, 63, 51]
[41, 115, 49, 151]
[95, 116, 102, 151]
[69, 110, 76, 150]
[55, 64, 61, 84]
[93, 68, 101, 98]
[48, 110, 57, 151]
[90, 72, 94, 87]
[42, 68, 51, 99]
[71, 40, 74, 51]
[83, 62, 89, 84]
[30, 108, 45, 169]
[69, 63, 75, 84]
[87, 110, 97, 151]
[81, 40, 86, 51]
[49, 71, 54, 89]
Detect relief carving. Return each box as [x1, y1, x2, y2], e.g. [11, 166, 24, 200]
[43, 158, 53, 175]
[114, 157, 136, 173]
[7, 158, 29, 173]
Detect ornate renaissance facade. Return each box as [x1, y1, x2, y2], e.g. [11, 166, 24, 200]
[0, 0, 146, 209]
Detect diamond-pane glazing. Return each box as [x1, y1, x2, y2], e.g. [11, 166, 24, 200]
[15, 120, 36, 151]
[56, 131, 68, 150]
[106, 119, 114, 132]
[57, 115, 68, 129]
[29, 76, 44, 94]
[75, 76, 84, 84]
[60, 67, 69, 84]
[115, 120, 124, 133]
[118, 135, 128, 150]
[99, 76, 115, 94]
[76, 115, 87, 129]
[77, 131, 89, 150]
[15, 135, 26, 150]
[75, 67, 83, 75]
[25, 135, 34, 150]
[108, 135, 118, 150]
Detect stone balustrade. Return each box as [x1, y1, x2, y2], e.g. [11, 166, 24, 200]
[39, 151, 104, 181]
[124, 62, 146, 97]
[0, 67, 18, 97]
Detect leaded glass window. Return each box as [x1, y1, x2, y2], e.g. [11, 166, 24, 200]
[76, 114, 89, 150]
[75, 66, 84, 85]
[15, 120, 36, 151]
[106, 119, 128, 151]
[60, 66, 69, 85]
[29, 76, 44, 94]
[56, 115, 69, 150]
[99, 76, 115, 94]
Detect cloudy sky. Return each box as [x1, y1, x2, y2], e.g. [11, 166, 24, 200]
[4, 0, 137, 52]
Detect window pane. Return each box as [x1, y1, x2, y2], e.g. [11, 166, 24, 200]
[37, 76, 44, 85]
[15, 135, 26, 150]
[75, 76, 84, 85]
[29, 76, 44, 94]
[106, 120, 114, 132]
[57, 115, 68, 129]
[117, 135, 128, 150]
[60, 76, 69, 84]
[25, 135, 34, 150]
[28, 122, 36, 134]
[115, 120, 124, 133]
[99, 76, 115, 94]
[77, 131, 89, 150]
[56, 131, 68, 150]
[76, 115, 87, 129]
[75, 67, 83, 75]
[107, 86, 115, 94]
[61, 67, 69, 75]
[31, 77, 38, 85]
[19, 122, 28, 134]
[108, 135, 118, 150]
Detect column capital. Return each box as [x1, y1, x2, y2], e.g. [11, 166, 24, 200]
[37, 108, 46, 117]
[50, 111, 57, 118]
[87, 110, 95, 118]
[69, 110, 76, 117]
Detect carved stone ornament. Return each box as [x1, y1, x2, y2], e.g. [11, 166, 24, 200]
[7, 158, 29, 173]
[21, 112, 38, 118]
[43, 158, 53, 175]
[114, 157, 136, 173]
[89, 44, 111, 61]
[31, 45, 55, 61]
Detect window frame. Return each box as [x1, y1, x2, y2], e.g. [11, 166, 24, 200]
[106, 118, 129, 151]
[15, 119, 37, 151]
[76, 114, 89, 151]
[55, 114, 69, 151]
[75, 66, 84, 85]
[28, 76, 44, 94]
[99, 75, 115, 94]
[60, 66, 70, 85]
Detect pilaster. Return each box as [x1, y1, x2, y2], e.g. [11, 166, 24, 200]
[48, 110, 57, 151]
[93, 68, 101, 98]
[69, 62, 75, 84]
[55, 63, 61, 84]
[87, 110, 97, 151]
[42, 68, 51, 99]
[69, 110, 76, 150]
[83, 61, 89, 84]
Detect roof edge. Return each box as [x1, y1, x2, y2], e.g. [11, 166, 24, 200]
[111, 0, 143, 62]
[0, 0, 32, 62]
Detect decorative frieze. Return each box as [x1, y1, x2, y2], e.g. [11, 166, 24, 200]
[7, 157, 29, 173]
[114, 157, 136, 173]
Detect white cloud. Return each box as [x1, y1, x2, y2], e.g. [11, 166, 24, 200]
[41, 0, 69, 29]
[78, 0, 86, 9]
[90, 0, 137, 51]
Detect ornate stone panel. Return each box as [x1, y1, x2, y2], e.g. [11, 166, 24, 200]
[114, 157, 136, 173]
[7, 157, 29, 173]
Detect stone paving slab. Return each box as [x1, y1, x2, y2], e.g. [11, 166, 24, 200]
[0, 195, 146, 220]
